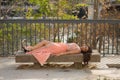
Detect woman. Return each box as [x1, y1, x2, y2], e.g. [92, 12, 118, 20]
[22, 40, 92, 65]
[22, 40, 81, 54]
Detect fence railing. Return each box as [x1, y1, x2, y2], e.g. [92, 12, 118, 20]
[0, 19, 120, 56]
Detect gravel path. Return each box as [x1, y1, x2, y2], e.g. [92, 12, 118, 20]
[0, 57, 120, 80]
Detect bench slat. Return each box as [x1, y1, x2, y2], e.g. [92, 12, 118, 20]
[15, 50, 101, 63]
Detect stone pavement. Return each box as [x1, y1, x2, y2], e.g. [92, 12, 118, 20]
[0, 56, 120, 80]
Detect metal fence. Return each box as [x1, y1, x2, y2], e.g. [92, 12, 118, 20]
[0, 19, 120, 56]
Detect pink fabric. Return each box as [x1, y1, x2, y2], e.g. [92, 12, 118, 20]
[26, 43, 67, 65]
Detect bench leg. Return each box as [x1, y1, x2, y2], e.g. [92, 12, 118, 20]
[73, 62, 82, 69]
[34, 62, 40, 65]
[34, 62, 43, 67]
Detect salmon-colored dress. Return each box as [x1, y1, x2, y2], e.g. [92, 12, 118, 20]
[26, 43, 68, 65]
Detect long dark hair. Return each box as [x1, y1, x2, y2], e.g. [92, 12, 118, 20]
[81, 46, 92, 65]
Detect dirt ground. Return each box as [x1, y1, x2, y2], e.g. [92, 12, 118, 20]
[0, 56, 120, 80]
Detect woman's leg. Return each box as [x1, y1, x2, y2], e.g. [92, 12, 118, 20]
[31, 40, 51, 50]
[22, 40, 51, 51]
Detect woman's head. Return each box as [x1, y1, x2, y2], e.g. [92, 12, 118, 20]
[80, 44, 89, 53]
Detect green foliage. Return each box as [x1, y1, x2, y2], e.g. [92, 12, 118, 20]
[25, 8, 33, 19]
[61, 14, 77, 20]
[75, 3, 88, 9]
[57, 0, 77, 19]
[27, 0, 82, 19]
[117, 0, 120, 3]
[28, 0, 51, 18]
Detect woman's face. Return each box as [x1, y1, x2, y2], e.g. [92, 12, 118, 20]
[81, 44, 89, 52]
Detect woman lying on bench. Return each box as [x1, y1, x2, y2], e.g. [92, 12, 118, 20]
[22, 40, 92, 65]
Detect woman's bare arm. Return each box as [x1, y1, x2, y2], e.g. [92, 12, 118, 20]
[56, 49, 81, 56]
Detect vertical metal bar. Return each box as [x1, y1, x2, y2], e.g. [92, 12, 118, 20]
[40, 23, 42, 41]
[85, 23, 88, 44]
[111, 24, 113, 54]
[112, 24, 114, 54]
[35, 23, 37, 44]
[116, 23, 119, 54]
[108, 23, 110, 54]
[102, 23, 105, 56]
[53, 23, 56, 42]
[98, 23, 102, 53]
[115, 24, 119, 54]
[112, 24, 115, 54]
[25, 22, 28, 46]
[48, 22, 51, 41]
[2, 23, 5, 56]
[35, 23, 38, 43]
[11, 22, 14, 55]
[62, 23, 65, 43]
[58, 23, 60, 42]
[76, 23, 79, 45]
[118, 23, 120, 54]
[72, 23, 74, 41]
[30, 23, 32, 45]
[88, 23, 91, 46]
[67, 23, 70, 42]
[117, 23, 120, 54]
[16, 23, 19, 51]
[95, 23, 97, 46]
[80, 23, 83, 45]
[20, 23, 23, 50]
[114, 23, 117, 55]
[92, 23, 97, 49]
[90, 23, 92, 47]
[6, 23, 9, 55]
[44, 23, 46, 40]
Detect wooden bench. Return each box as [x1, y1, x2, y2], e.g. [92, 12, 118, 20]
[15, 50, 101, 68]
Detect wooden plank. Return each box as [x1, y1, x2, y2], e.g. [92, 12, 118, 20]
[15, 50, 101, 63]
[15, 54, 83, 63]
[107, 64, 120, 68]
